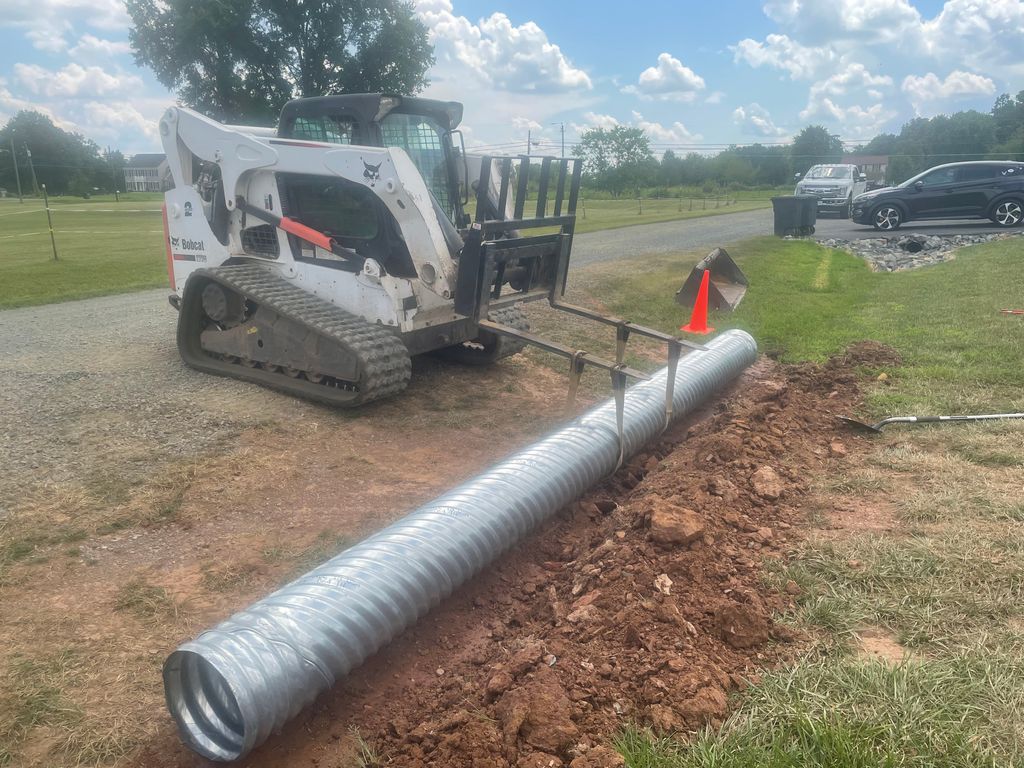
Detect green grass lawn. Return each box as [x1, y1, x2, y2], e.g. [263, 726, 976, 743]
[0, 192, 770, 309]
[587, 236, 1024, 416]
[578, 236, 1024, 768]
[0, 197, 166, 308]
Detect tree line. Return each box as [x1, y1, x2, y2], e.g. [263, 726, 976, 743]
[574, 92, 1024, 196]
[856, 91, 1024, 183]
[0, 111, 125, 197]
[5, 93, 1019, 198]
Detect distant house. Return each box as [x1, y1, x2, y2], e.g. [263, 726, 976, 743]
[843, 154, 889, 182]
[0, 188, 7, 198]
[123, 153, 170, 192]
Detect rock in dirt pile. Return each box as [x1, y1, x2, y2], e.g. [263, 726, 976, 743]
[146, 344, 887, 768]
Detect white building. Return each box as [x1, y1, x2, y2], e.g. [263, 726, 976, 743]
[123, 153, 170, 192]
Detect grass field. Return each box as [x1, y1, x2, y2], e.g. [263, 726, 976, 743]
[0, 196, 166, 308]
[572, 196, 768, 235]
[577, 237, 1024, 767]
[587, 236, 1024, 416]
[0, 193, 770, 309]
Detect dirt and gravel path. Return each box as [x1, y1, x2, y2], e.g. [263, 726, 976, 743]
[0, 290, 297, 510]
[571, 209, 772, 266]
[0, 209, 773, 507]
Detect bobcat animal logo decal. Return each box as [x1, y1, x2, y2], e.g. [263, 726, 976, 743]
[362, 159, 382, 186]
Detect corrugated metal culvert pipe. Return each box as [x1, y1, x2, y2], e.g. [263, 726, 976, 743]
[164, 329, 757, 761]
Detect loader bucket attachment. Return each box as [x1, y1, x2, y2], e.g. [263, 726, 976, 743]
[675, 248, 748, 312]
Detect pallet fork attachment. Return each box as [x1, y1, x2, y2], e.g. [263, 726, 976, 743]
[459, 153, 707, 471]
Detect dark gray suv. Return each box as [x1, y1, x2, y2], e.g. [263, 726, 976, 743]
[852, 161, 1024, 231]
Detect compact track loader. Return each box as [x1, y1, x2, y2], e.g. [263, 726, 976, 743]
[161, 94, 701, 422]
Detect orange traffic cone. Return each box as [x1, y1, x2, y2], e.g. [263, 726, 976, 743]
[680, 269, 714, 334]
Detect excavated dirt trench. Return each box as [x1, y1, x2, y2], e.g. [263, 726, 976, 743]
[145, 344, 893, 768]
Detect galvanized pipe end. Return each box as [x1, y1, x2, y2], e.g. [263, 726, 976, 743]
[164, 649, 248, 761]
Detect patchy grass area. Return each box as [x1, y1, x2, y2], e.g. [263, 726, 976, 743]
[0, 197, 166, 308]
[574, 236, 1024, 767]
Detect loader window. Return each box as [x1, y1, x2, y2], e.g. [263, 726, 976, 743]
[379, 112, 453, 220]
[291, 116, 356, 145]
[281, 175, 379, 241]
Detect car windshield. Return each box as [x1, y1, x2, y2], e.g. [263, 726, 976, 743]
[805, 166, 851, 179]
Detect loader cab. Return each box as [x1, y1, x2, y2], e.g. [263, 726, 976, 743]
[277, 94, 468, 228]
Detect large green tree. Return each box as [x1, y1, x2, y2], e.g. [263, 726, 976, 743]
[126, 0, 435, 124]
[0, 111, 112, 196]
[992, 91, 1024, 144]
[573, 126, 655, 195]
[790, 125, 844, 176]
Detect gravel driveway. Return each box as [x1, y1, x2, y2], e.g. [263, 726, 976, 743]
[1, 210, 781, 507]
[572, 208, 773, 266]
[812, 214, 1014, 239]
[0, 292, 306, 508]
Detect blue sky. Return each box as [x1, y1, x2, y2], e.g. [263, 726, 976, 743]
[1, 0, 1021, 155]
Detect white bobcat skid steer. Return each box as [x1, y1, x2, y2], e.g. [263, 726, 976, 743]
[160, 94, 701, 432]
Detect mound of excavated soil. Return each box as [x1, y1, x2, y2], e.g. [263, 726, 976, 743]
[146, 346, 874, 768]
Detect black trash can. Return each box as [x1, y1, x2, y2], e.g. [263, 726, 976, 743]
[797, 194, 817, 235]
[772, 195, 818, 237]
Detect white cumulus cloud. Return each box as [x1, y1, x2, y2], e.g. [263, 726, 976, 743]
[732, 34, 836, 80]
[414, 0, 591, 93]
[622, 53, 706, 101]
[901, 70, 997, 114]
[570, 111, 700, 144]
[631, 110, 701, 143]
[762, 0, 925, 45]
[25, 24, 69, 53]
[80, 100, 163, 144]
[68, 34, 132, 59]
[733, 103, 786, 137]
[13, 62, 142, 100]
[571, 111, 620, 133]
[923, 0, 1024, 76]
[798, 63, 897, 135]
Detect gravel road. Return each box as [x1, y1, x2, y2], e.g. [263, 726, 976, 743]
[0, 292, 306, 508]
[572, 208, 773, 266]
[1, 210, 780, 507]
[813, 214, 1014, 238]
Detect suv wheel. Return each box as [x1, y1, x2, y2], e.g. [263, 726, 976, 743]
[872, 205, 902, 231]
[840, 198, 851, 219]
[993, 199, 1023, 227]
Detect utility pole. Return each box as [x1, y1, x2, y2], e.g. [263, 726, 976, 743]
[24, 144, 39, 196]
[527, 129, 531, 157]
[7, 139, 23, 202]
[550, 122, 566, 157]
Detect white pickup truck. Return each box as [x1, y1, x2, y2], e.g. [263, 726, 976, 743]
[794, 164, 868, 218]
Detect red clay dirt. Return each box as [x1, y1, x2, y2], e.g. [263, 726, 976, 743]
[143, 345, 879, 768]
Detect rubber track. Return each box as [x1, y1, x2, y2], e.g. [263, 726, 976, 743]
[487, 304, 529, 359]
[187, 264, 411, 406]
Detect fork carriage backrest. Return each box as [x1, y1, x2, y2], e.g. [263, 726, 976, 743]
[454, 155, 583, 321]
